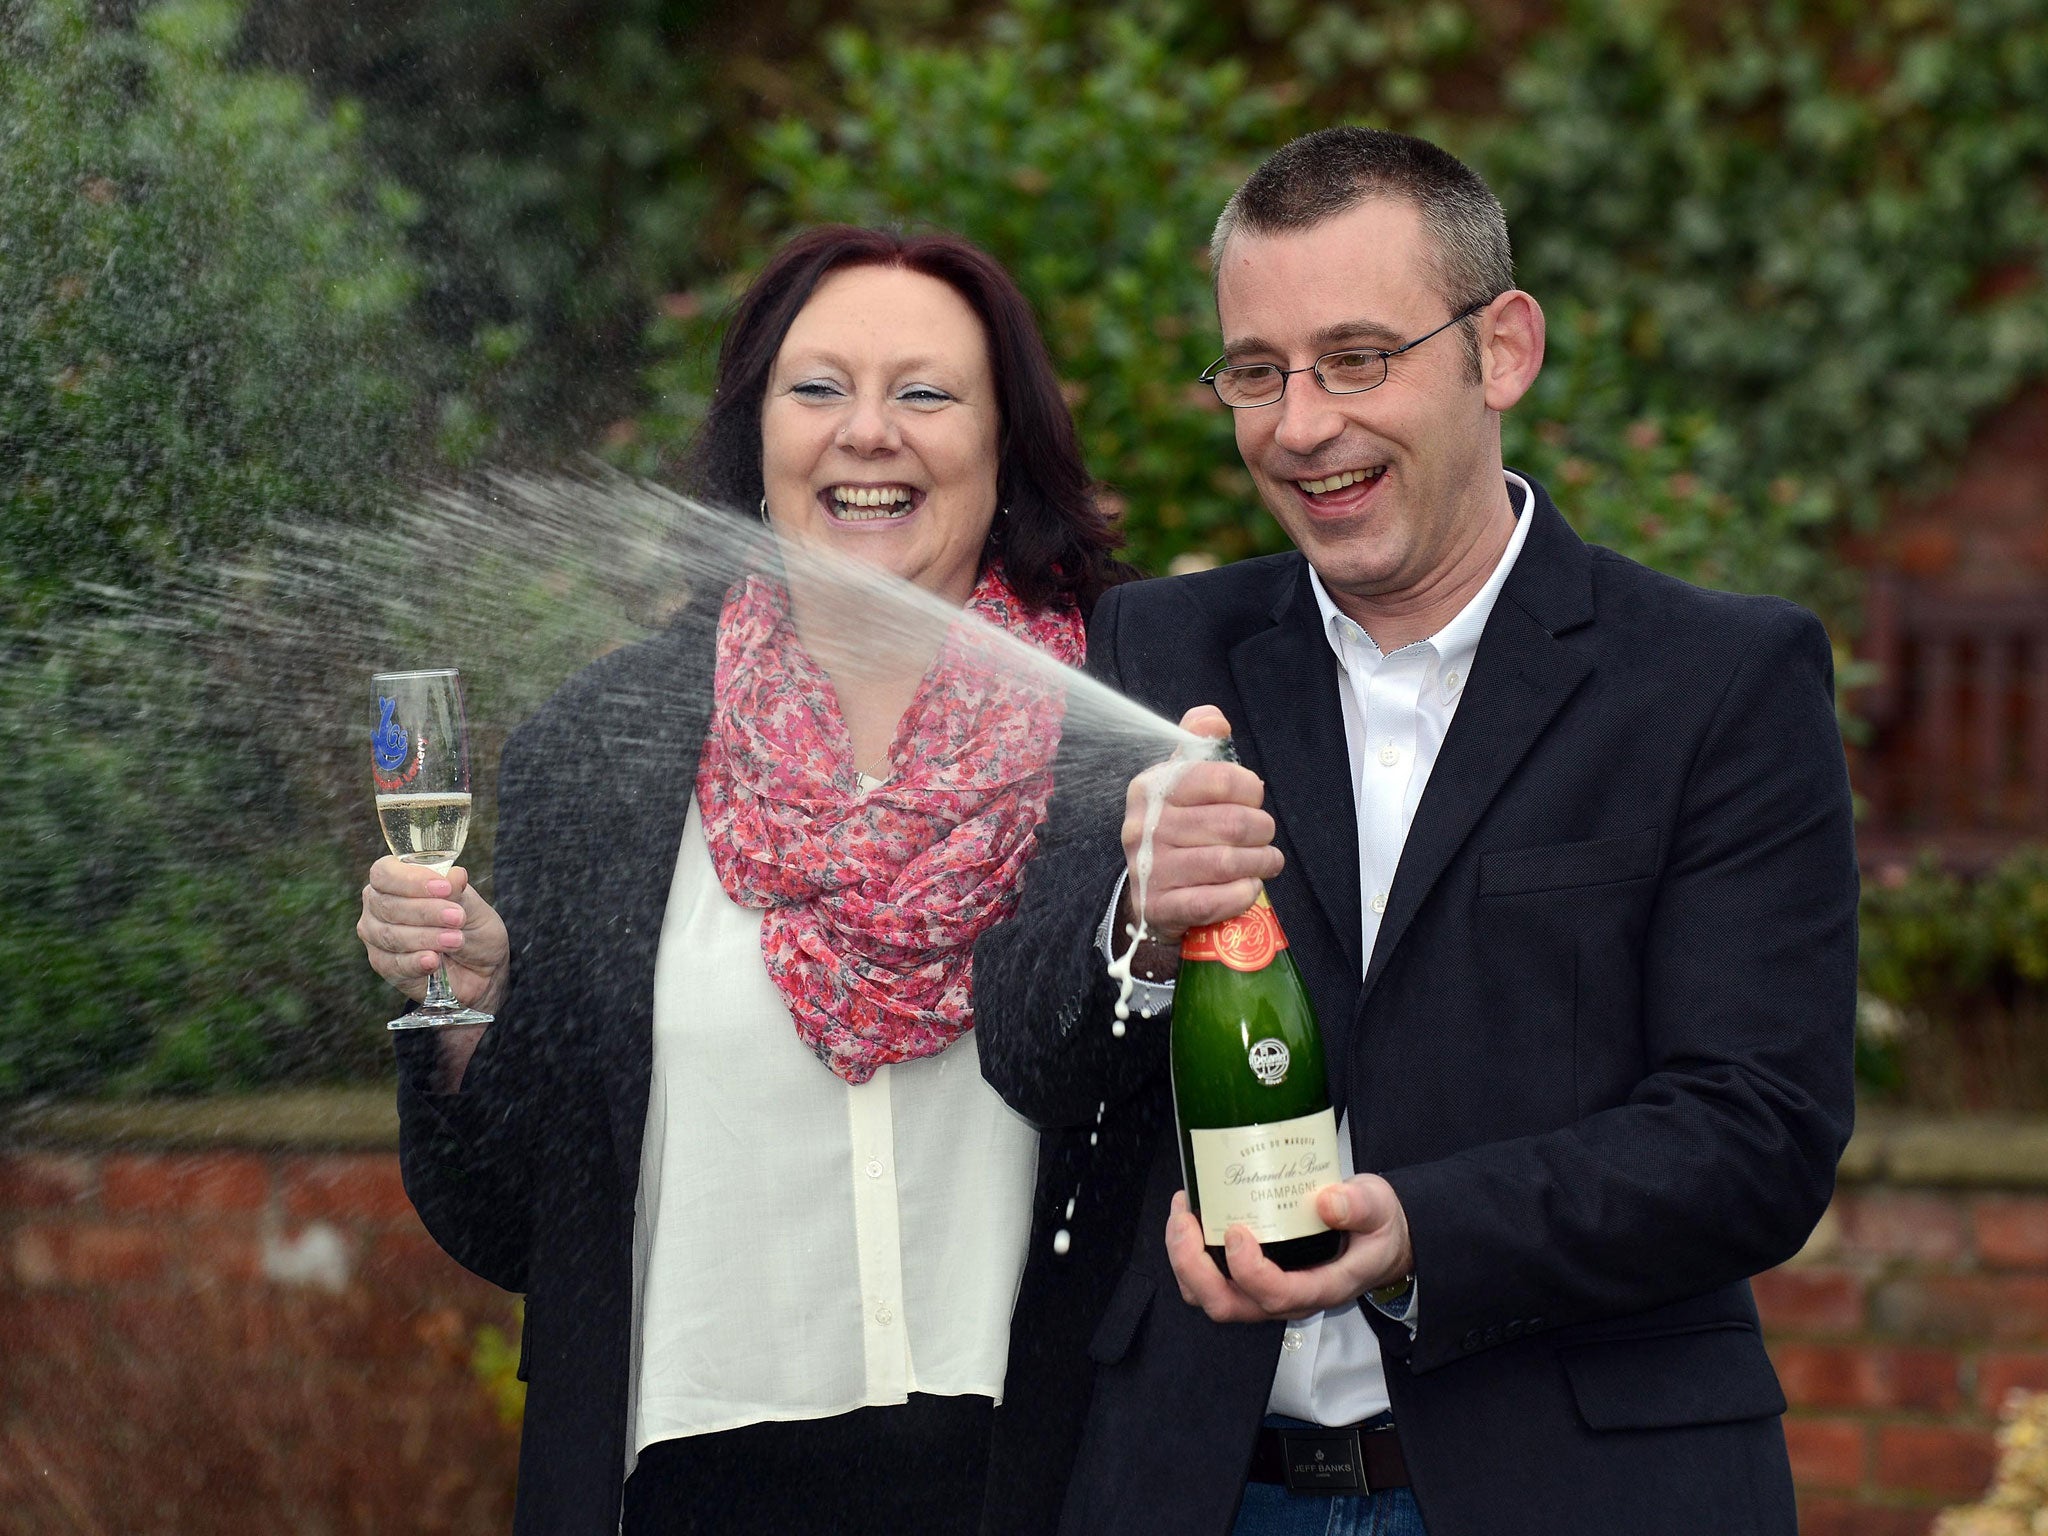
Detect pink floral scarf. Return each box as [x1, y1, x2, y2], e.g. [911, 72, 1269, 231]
[694, 562, 1086, 1084]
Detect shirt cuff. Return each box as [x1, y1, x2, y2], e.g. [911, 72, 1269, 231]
[1096, 871, 1176, 1016]
[1367, 1276, 1419, 1337]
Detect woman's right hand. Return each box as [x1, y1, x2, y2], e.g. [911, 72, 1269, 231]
[357, 857, 511, 1016]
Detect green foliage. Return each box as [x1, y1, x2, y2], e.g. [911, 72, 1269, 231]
[1479, 0, 2048, 611]
[0, 0, 426, 632]
[236, 0, 978, 466]
[1855, 849, 2048, 1107]
[0, 629, 389, 1097]
[471, 1299, 527, 1429]
[0, 0, 436, 1097]
[1861, 851, 2048, 1009]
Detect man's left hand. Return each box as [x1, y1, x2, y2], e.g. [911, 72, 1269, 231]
[1167, 1177, 1413, 1324]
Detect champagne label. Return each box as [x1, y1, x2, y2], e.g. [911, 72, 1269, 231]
[1187, 1108, 1340, 1246]
[1181, 891, 1289, 971]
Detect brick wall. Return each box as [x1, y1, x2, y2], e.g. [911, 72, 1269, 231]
[0, 1093, 517, 1536]
[1771, 1117, 2048, 1534]
[6, 1100, 2048, 1534]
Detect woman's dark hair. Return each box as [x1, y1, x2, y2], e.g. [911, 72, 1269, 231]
[686, 225, 1130, 614]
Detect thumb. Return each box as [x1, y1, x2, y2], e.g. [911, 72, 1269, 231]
[1315, 1179, 1379, 1232]
[1179, 705, 1233, 741]
[443, 865, 471, 899]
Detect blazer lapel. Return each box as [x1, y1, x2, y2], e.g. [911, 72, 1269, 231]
[1229, 564, 1365, 984]
[1360, 491, 1596, 1006]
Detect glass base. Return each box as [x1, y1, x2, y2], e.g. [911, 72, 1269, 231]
[388, 1005, 494, 1031]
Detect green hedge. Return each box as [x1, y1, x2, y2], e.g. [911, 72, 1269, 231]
[0, 0, 424, 1094]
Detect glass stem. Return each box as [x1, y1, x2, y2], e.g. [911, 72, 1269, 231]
[422, 958, 459, 1012]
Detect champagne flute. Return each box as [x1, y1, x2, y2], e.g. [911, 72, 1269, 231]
[370, 668, 493, 1030]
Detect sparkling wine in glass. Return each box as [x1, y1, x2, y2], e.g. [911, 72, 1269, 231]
[371, 668, 492, 1030]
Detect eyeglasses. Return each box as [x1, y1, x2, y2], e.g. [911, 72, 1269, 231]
[1198, 299, 1493, 409]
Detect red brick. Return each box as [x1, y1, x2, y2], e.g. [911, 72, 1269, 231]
[1754, 1267, 1866, 1335]
[1977, 1350, 2048, 1413]
[8, 1223, 172, 1287]
[1873, 1423, 1998, 1498]
[360, 1227, 478, 1299]
[109, 1289, 279, 1360]
[1834, 1191, 1970, 1265]
[280, 1155, 413, 1224]
[1796, 1500, 1935, 1536]
[101, 1152, 268, 1215]
[1, 1318, 519, 1533]
[0, 1153, 95, 1210]
[1871, 1274, 2048, 1343]
[0, 1294, 97, 1360]
[1770, 1341, 1962, 1413]
[1974, 1196, 2048, 1270]
[190, 1228, 271, 1286]
[1785, 1417, 1868, 1489]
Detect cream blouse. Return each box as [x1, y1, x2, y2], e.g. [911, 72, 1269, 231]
[627, 792, 1039, 1466]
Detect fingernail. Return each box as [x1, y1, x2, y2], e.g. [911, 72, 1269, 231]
[438, 931, 463, 948]
[427, 880, 452, 897]
[442, 907, 465, 926]
[1225, 1230, 1247, 1254]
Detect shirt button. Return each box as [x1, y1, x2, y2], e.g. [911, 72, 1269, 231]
[1282, 1330, 1304, 1353]
[1445, 670, 1461, 692]
[865, 1158, 884, 1179]
[1370, 891, 1388, 915]
[1378, 742, 1400, 767]
[875, 1304, 894, 1326]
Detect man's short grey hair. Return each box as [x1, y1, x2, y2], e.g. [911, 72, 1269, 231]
[1211, 127, 1514, 379]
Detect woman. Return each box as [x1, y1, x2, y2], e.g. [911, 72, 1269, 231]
[355, 226, 1126, 1535]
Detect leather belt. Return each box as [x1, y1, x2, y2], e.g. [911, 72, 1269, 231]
[1246, 1422, 1409, 1495]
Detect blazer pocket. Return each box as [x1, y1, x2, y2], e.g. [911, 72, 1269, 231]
[515, 1299, 532, 1383]
[1088, 1268, 1157, 1367]
[1559, 1322, 1786, 1431]
[1478, 827, 1660, 898]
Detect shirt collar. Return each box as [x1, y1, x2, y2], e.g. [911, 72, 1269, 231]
[1308, 470, 1535, 702]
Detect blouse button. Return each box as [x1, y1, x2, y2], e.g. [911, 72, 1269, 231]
[875, 1304, 894, 1326]
[865, 1158, 884, 1179]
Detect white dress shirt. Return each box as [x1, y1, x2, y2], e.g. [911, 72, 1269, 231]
[1268, 470, 1534, 1423]
[627, 790, 1039, 1468]
[1103, 473, 1534, 1426]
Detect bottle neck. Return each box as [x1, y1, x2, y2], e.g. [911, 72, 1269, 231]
[1181, 887, 1288, 968]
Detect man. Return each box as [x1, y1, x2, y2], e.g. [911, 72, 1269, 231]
[976, 127, 1856, 1536]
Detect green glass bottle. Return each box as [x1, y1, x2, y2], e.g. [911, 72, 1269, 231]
[1172, 882, 1343, 1273]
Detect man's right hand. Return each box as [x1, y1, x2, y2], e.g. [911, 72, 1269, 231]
[356, 856, 510, 1016]
[1118, 706, 1284, 954]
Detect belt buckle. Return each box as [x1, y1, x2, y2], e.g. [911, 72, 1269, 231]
[1279, 1428, 1368, 1495]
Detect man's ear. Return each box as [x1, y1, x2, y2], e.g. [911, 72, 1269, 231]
[1479, 290, 1545, 413]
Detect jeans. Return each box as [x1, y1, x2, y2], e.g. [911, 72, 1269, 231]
[1231, 1416, 1430, 1536]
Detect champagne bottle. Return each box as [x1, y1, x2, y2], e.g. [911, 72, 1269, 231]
[1172, 881, 1344, 1273]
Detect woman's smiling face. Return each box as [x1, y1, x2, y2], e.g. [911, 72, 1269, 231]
[760, 264, 1001, 608]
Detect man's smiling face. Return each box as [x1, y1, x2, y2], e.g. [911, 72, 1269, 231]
[1216, 197, 1508, 618]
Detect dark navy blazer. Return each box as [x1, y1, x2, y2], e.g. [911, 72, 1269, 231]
[973, 475, 1859, 1536]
